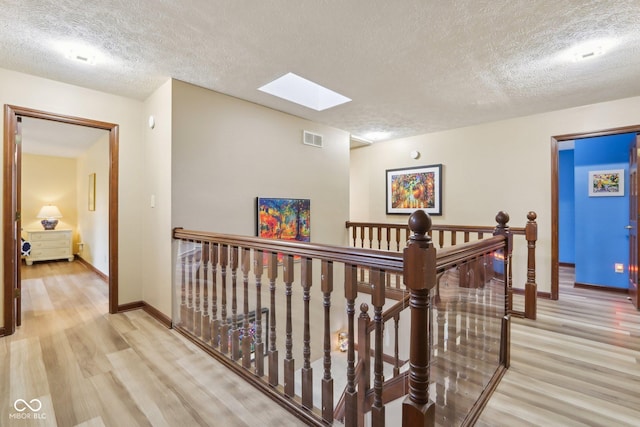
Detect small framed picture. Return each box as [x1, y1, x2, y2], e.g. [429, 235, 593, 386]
[588, 169, 624, 197]
[386, 164, 442, 215]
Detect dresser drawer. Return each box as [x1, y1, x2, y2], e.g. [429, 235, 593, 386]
[23, 229, 73, 265]
[28, 231, 71, 242]
[31, 239, 70, 249]
[30, 247, 71, 259]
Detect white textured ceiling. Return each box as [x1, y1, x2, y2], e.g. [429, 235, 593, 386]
[2, 1, 640, 142]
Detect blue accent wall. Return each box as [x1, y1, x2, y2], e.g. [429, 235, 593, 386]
[574, 133, 635, 289]
[559, 149, 575, 264]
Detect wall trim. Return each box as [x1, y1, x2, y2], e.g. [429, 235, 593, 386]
[117, 300, 172, 328]
[76, 256, 109, 282]
[574, 282, 629, 294]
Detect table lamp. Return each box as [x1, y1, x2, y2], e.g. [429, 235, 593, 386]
[37, 205, 63, 230]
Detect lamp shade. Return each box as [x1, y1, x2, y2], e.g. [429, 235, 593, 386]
[37, 205, 63, 219]
[37, 205, 62, 230]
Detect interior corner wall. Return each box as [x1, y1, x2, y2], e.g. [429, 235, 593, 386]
[559, 149, 575, 264]
[76, 133, 110, 275]
[0, 67, 145, 329]
[170, 79, 351, 246]
[574, 133, 634, 289]
[21, 154, 78, 233]
[142, 79, 173, 316]
[349, 95, 640, 294]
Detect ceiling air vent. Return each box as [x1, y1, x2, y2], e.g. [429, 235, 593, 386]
[303, 130, 323, 148]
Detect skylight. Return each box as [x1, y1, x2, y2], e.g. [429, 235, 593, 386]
[258, 72, 351, 111]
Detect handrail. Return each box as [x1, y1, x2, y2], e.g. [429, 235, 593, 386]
[174, 228, 403, 272]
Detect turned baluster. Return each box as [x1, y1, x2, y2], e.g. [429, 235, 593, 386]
[393, 313, 400, 378]
[180, 249, 187, 326]
[254, 249, 264, 377]
[210, 243, 220, 347]
[359, 225, 365, 248]
[267, 251, 279, 387]
[194, 243, 202, 337]
[230, 246, 240, 361]
[524, 211, 538, 320]
[395, 228, 401, 251]
[371, 268, 386, 427]
[351, 224, 357, 247]
[321, 260, 334, 423]
[241, 247, 252, 369]
[220, 245, 229, 354]
[283, 254, 295, 397]
[357, 303, 371, 427]
[301, 256, 313, 409]
[344, 264, 358, 427]
[201, 242, 211, 342]
[402, 209, 436, 427]
[187, 249, 195, 331]
[368, 226, 374, 249]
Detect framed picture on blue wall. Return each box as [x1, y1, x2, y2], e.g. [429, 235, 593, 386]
[588, 169, 624, 197]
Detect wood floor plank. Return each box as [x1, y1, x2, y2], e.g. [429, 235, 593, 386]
[40, 332, 103, 426]
[106, 348, 206, 427]
[88, 372, 153, 427]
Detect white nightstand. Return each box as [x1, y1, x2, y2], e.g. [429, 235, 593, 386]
[23, 229, 73, 265]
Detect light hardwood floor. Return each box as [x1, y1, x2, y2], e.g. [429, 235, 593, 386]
[1, 260, 302, 427]
[477, 267, 640, 426]
[2, 262, 639, 426]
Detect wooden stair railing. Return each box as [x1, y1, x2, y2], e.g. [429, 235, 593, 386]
[346, 210, 537, 320]
[172, 210, 513, 427]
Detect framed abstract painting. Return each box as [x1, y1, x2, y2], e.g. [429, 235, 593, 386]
[256, 197, 311, 242]
[386, 164, 442, 215]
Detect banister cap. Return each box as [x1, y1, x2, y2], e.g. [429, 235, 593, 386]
[527, 211, 537, 221]
[408, 209, 432, 235]
[495, 211, 510, 226]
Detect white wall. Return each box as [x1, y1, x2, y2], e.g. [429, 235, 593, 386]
[0, 67, 146, 328]
[76, 133, 110, 275]
[350, 95, 640, 294]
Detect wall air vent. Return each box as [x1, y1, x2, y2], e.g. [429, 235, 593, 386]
[303, 130, 323, 148]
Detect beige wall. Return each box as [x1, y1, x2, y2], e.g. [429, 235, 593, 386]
[350, 95, 640, 294]
[76, 133, 110, 275]
[0, 67, 146, 328]
[171, 79, 351, 245]
[21, 154, 77, 234]
[142, 79, 173, 315]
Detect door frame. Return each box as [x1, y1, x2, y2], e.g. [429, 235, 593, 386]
[3, 105, 119, 334]
[551, 124, 640, 300]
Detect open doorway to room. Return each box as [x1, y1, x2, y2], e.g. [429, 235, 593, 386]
[3, 105, 119, 335]
[552, 125, 640, 307]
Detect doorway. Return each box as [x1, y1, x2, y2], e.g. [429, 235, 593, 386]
[3, 105, 119, 335]
[551, 124, 640, 302]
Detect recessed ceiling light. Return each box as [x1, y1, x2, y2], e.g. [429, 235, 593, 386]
[258, 72, 351, 111]
[363, 131, 391, 141]
[66, 49, 96, 65]
[562, 38, 616, 63]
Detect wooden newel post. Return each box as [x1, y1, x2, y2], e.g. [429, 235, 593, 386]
[524, 211, 538, 320]
[402, 210, 436, 427]
[493, 211, 512, 368]
[493, 211, 513, 313]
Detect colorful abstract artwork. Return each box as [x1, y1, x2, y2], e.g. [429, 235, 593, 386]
[588, 169, 624, 197]
[256, 197, 311, 241]
[386, 164, 442, 215]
